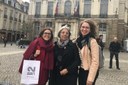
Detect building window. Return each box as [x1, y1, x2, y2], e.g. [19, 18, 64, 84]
[4, 0, 8, 4]
[35, 2, 41, 18]
[19, 13, 21, 22]
[34, 22, 40, 29]
[126, 30, 128, 38]
[10, 10, 13, 20]
[14, 11, 18, 21]
[46, 21, 52, 27]
[83, 0, 91, 18]
[23, 15, 25, 22]
[58, 0, 61, 14]
[9, 21, 12, 30]
[8, 0, 11, 5]
[13, 22, 17, 30]
[100, 0, 108, 18]
[47, 1, 53, 17]
[64, 1, 71, 17]
[18, 23, 20, 30]
[34, 22, 40, 35]
[99, 23, 107, 31]
[4, 7, 8, 18]
[3, 19, 7, 29]
[99, 23, 107, 42]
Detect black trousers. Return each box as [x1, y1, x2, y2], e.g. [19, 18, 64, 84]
[78, 68, 99, 85]
[109, 52, 119, 68]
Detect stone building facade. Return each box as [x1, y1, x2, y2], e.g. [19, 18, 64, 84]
[28, 0, 128, 48]
[0, 0, 29, 42]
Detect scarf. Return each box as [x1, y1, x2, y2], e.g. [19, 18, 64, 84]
[57, 39, 69, 48]
[23, 37, 54, 70]
[76, 34, 90, 49]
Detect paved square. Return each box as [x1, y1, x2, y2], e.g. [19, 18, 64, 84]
[0, 44, 128, 85]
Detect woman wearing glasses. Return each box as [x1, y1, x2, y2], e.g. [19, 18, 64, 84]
[49, 25, 80, 85]
[19, 28, 54, 85]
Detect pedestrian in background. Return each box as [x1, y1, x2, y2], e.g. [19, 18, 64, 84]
[96, 35, 105, 67]
[19, 28, 54, 85]
[49, 25, 80, 85]
[76, 20, 99, 85]
[2, 36, 7, 47]
[109, 37, 121, 70]
[96, 35, 105, 51]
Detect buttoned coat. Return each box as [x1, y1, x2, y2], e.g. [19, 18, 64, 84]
[49, 40, 80, 85]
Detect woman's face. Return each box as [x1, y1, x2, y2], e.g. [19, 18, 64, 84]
[42, 30, 51, 41]
[80, 22, 90, 37]
[59, 28, 70, 42]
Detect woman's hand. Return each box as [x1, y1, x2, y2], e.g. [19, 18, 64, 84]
[60, 68, 68, 76]
[34, 50, 40, 57]
[86, 80, 93, 85]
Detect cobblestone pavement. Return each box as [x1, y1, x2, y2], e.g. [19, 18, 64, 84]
[0, 44, 128, 85]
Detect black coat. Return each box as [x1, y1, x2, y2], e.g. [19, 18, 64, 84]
[109, 41, 121, 53]
[49, 40, 80, 85]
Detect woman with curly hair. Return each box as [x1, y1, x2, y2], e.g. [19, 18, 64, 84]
[76, 20, 99, 85]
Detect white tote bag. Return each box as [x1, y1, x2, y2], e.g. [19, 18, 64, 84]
[21, 60, 40, 84]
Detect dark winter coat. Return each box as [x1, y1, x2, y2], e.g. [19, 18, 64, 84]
[96, 38, 104, 51]
[109, 41, 121, 53]
[49, 40, 80, 85]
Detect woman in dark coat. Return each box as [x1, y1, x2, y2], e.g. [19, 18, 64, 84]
[19, 28, 54, 85]
[49, 25, 80, 85]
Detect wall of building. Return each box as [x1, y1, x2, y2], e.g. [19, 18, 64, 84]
[27, 0, 128, 48]
[0, 0, 29, 42]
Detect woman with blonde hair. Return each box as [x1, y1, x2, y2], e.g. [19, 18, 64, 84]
[76, 20, 99, 85]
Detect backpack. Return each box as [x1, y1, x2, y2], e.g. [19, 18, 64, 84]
[88, 38, 104, 69]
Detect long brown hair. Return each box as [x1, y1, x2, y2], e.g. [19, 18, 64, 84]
[79, 20, 97, 38]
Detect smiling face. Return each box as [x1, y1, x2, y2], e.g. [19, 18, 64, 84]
[42, 30, 52, 41]
[59, 28, 70, 42]
[80, 22, 90, 37]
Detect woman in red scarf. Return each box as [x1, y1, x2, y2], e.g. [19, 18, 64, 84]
[19, 28, 54, 85]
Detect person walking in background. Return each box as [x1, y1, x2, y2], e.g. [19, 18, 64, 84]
[76, 20, 99, 85]
[97, 35, 105, 51]
[19, 28, 54, 85]
[2, 36, 7, 47]
[109, 37, 121, 70]
[96, 35, 105, 67]
[49, 25, 80, 85]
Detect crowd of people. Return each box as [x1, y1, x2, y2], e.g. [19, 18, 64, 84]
[18, 19, 121, 85]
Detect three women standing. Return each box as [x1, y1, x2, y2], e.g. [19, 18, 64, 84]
[19, 20, 99, 85]
[76, 20, 99, 85]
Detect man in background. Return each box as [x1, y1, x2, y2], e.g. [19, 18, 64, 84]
[109, 37, 121, 70]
